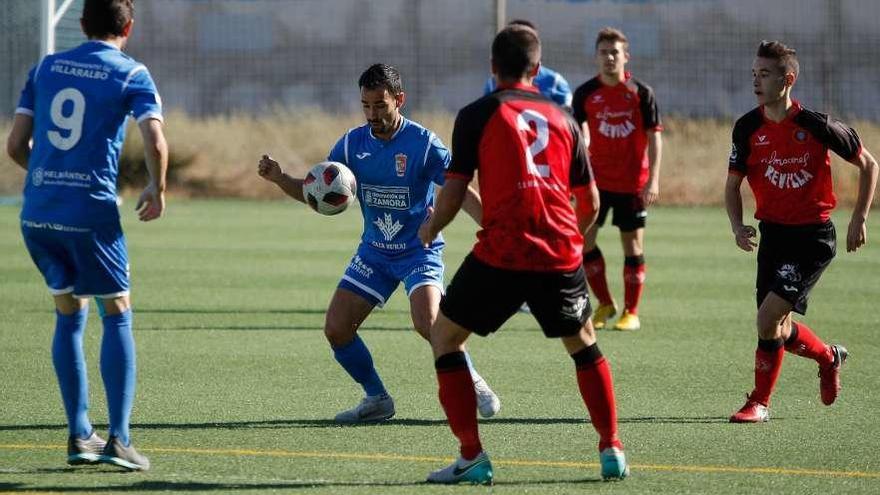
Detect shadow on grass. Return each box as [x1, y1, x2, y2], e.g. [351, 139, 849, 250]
[2, 478, 602, 492]
[0, 415, 735, 433]
[134, 308, 410, 316]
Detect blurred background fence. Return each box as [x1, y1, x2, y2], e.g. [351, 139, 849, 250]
[4, 0, 880, 120]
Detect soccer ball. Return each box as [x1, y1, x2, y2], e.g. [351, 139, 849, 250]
[302, 161, 357, 215]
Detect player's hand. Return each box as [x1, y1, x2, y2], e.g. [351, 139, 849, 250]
[136, 182, 165, 222]
[418, 207, 437, 247]
[641, 182, 659, 207]
[257, 154, 283, 183]
[847, 217, 867, 252]
[733, 224, 757, 252]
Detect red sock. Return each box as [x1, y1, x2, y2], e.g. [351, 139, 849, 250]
[576, 355, 622, 451]
[584, 248, 613, 306]
[623, 256, 645, 314]
[436, 356, 481, 460]
[750, 343, 784, 405]
[785, 322, 833, 366]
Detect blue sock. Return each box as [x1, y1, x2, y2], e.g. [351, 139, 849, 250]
[332, 335, 387, 397]
[463, 351, 484, 383]
[100, 309, 136, 446]
[51, 308, 92, 439]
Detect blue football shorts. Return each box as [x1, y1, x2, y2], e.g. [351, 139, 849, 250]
[21, 219, 130, 298]
[338, 243, 444, 307]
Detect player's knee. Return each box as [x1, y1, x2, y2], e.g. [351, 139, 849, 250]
[755, 310, 785, 339]
[324, 318, 357, 348]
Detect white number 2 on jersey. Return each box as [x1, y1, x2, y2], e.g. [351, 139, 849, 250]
[48, 88, 86, 151]
[516, 109, 550, 178]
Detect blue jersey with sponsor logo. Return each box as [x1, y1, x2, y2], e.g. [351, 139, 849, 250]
[328, 117, 449, 255]
[16, 41, 163, 227]
[484, 65, 573, 108]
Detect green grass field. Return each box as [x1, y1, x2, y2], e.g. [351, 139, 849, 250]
[1, 200, 879, 494]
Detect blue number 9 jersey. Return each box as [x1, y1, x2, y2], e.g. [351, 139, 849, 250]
[16, 40, 163, 227]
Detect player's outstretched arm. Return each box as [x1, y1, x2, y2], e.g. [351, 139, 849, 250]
[5, 113, 33, 170]
[845, 147, 879, 252]
[460, 184, 483, 226]
[642, 130, 662, 206]
[419, 176, 469, 247]
[725, 172, 757, 252]
[574, 182, 600, 234]
[257, 154, 305, 203]
[136, 118, 168, 222]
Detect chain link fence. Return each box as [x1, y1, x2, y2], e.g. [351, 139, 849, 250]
[3, 0, 880, 120]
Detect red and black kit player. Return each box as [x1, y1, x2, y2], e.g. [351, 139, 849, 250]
[571, 27, 663, 331]
[725, 40, 878, 423]
[418, 24, 629, 484]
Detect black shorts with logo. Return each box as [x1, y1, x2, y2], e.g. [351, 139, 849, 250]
[440, 253, 592, 338]
[756, 220, 836, 315]
[596, 189, 647, 232]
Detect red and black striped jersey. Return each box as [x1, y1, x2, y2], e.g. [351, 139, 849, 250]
[572, 73, 661, 194]
[729, 100, 862, 225]
[448, 83, 593, 272]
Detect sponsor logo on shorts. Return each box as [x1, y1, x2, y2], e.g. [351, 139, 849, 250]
[363, 184, 411, 210]
[21, 220, 90, 233]
[349, 255, 374, 279]
[561, 295, 588, 319]
[776, 263, 802, 282]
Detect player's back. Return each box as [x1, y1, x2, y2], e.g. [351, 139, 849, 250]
[19, 41, 162, 227]
[449, 84, 591, 272]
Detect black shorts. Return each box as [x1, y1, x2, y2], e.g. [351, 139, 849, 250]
[756, 221, 836, 315]
[596, 190, 646, 232]
[440, 253, 592, 338]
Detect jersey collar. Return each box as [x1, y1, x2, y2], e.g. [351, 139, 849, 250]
[83, 40, 121, 51]
[760, 99, 802, 125]
[368, 116, 409, 142]
[496, 82, 539, 93]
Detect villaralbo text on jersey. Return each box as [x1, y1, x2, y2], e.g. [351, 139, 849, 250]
[761, 151, 814, 189]
[50, 59, 110, 80]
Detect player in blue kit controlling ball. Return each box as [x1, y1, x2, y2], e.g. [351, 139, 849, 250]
[257, 64, 500, 424]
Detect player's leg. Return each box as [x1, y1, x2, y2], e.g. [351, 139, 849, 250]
[427, 254, 519, 485]
[20, 223, 104, 465]
[529, 266, 627, 480]
[613, 194, 647, 331]
[583, 192, 616, 328]
[404, 254, 500, 418]
[330, 247, 398, 423]
[777, 221, 843, 405]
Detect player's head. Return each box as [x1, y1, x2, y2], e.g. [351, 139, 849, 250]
[753, 40, 798, 105]
[595, 27, 629, 79]
[491, 24, 542, 83]
[81, 0, 134, 43]
[507, 19, 538, 33]
[359, 64, 406, 138]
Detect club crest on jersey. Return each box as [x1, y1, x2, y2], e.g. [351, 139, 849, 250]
[394, 153, 407, 177]
[32, 167, 44, 187]
[793, 129, 809, 144]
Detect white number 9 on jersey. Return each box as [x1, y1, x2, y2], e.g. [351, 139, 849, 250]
[516, 109, 550, 178]
[48, 87, 86, 151]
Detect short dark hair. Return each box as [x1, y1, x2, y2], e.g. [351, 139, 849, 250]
[82, 0, 134, 39]
[491, 25, 541, 80]
[358, 64, 403, 96]
[595, 27, 628, 50]
[508, 19, 537, 31]
[756, 40, 799, 78]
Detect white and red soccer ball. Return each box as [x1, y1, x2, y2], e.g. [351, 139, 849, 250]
[302, 161, 357, 215]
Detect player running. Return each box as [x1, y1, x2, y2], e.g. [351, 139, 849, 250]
[571, 27, 663, 331]
[419, 24, 628, 485]
[257, 63, 500, 424]
[6, 0, 166, 471]
[726, 40, 878, 423]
